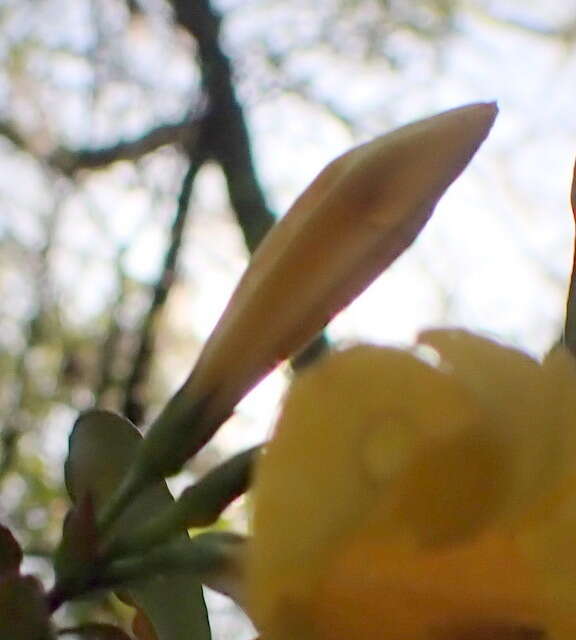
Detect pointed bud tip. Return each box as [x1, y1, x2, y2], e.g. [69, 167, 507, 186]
[449, 101, 498, 125]
[462, 101, 499, 127]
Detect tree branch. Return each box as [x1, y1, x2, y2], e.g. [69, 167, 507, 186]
[466, 5, 576, 41]
[122, 151, 206, 425]
[94, 249, 130, 408]
[0, 120, 29, 151]
[0, 115, 202, 175]
[171, 0, 277, 253]
[171, 0, 330, 360]
[48, 118, 201, 175]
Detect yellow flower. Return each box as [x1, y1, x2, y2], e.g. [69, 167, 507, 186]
[248, 330, 576, 640]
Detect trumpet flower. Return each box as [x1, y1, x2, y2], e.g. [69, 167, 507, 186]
[249, 330, 576, 640]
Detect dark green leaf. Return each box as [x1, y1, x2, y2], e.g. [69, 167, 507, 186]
[0, 523, 22, 574]
[65, 410, 211, 640]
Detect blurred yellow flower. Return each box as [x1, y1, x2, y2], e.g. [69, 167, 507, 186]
[248, 330, 576, 640]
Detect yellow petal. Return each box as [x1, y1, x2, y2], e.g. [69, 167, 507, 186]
[516, 349, 576, 640]
[518, 479, 576, 640]
[312, 529, 541, 640]
[248, 344, 499, 639]
[418, 329, 568, 522]
[247, 335, 575, 640]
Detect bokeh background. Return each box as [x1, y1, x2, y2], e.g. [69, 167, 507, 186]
[1, 0, 576, 635]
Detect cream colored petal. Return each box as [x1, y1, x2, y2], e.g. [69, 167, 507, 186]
[138, 104, 497, 481]
[186, 104, 498, 420]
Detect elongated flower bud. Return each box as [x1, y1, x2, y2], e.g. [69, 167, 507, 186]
[137, 102, 498, 481]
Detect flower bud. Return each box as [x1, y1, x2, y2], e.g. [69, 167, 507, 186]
[138, 102, 497, 481]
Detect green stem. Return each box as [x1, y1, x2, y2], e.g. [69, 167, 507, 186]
[104, 446, 258, 558]
[99, 533, 242, 589]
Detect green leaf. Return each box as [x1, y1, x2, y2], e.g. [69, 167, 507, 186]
[0, 574, 55, 639]
[65, 409, 211, 640]
[0, 523, 22, 574]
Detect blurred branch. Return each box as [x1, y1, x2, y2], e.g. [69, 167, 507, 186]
[122, 151, 206, 425]
[0, 120, 29, 150]
[48, 118, 201, 175]
[94, 249, 129, 407]
[171, 0, 330, 361]
[119, 0, 330, 430]
[466, 4, 576, 41]
[1, 194, 64, 479]
[125, 0, 143, 16]
[172, 0, 276, 253]
[0, 428, 18, 479]
[0, 116, 201, 174]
